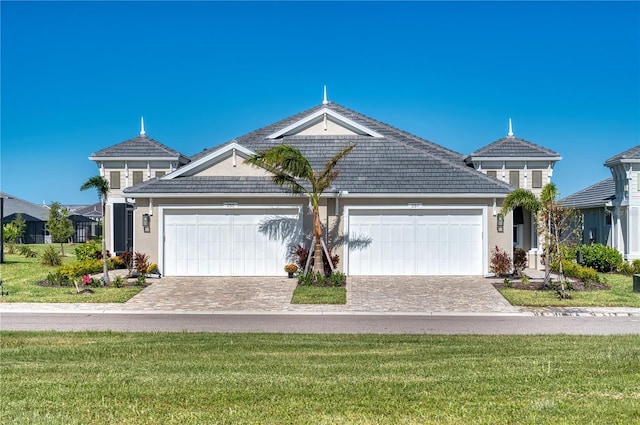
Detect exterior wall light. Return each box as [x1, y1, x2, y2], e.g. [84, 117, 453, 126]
[497, 214, 504, 233]
[142, 213, 151, 233]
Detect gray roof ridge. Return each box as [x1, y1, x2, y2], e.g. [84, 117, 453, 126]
[0, 191, 49, 209]
[468, 136, 560, 158]
[604, 144, 640, 165]
[92, 134, 189, 160]
[561, 177, 615, 207]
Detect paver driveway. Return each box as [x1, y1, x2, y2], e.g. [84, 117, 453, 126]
[121, 275, 521, 314]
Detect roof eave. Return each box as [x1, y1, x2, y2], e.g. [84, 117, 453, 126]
[467, 156, 563, 162]
[89, 156, 185, 162]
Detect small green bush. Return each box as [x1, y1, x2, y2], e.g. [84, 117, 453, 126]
[330, 271, 346, 287]
[75, 239, 103, 261]
[57, 259, 104, 280]
[556, 260, 600, 283]
[112, 275, 124, 288]
[580, 244, 623, 273]
[18, 245, 38, 258]
[41, 246, 62, 267]
[46, 270, 72, 286]
[633, 259, 640, 274]
[619, 262, 635, 276]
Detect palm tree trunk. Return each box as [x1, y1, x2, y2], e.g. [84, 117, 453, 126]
[101, 199, 110, 285]
[312, 208, 324, 274]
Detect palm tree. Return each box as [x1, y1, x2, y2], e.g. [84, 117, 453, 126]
[501, 183, 558, 286]
[246, 143, 356, 274]
[80, 176, 111, 285]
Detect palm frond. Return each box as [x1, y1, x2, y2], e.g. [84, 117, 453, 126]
[501, 188, 540, 215]
[318, 144, 356, 184]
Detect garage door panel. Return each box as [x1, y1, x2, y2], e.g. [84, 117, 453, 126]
[164, 209, 299, 276]
[348, 210, 483, 276]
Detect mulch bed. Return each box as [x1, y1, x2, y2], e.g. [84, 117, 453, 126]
[491, 277, 609, 291]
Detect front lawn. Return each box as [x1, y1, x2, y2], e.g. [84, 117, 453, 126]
[497, 273, 640, 307]
[291, 285, 346, 304]
[1, 332, 638, 425]
[0, 244, 144, 303]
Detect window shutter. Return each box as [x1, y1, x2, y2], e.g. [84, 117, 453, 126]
[509, 170, 519, 188]
[532, 171, 542, 188]
[110, 171, 121, 189]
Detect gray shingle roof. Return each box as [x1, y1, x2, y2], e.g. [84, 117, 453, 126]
[466, 136, 561, 160]
[1, 192, 48, 221]
[127, 102, 514, 196]
[561, 178, 615, 208]
[90, 135, 189, 163]
[604, 145, 640, 166]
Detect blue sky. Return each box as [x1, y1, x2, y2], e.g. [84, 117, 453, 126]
[2, 1, 639, 205]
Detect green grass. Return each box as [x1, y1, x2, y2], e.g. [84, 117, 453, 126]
[499, 274, 640, 307]
[291, 285, 346, 304]
[0, 244, 143, 303]
[1, 332, 639, 424]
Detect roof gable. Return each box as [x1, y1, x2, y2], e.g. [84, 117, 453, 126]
[165, 142, 265, 178]
[604, 145, 640, 166]
[0, 192, 49, 221]
[467, 136, 561, 161]
[89, 135, 189, 163]
[267, 107, 383, 139]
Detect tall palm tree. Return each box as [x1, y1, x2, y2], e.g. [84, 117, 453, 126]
[246, 143, 356, 274]
[80, 176, 111, 285]
[501, 183, 558, 286]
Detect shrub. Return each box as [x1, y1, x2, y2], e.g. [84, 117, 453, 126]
[136, 274, 146, 286]
[329, 271, 346, 287]
[112, 275, 124, 288]
[18, 245, 37, 258]
[147, 263, 159, 274]
[135, 252, 150, 275]
[633, 259, 640, 274]
[75, 239, 102, 261]
[120, 251, 134, 274]
[555, 260, 600, 283]
[297, 270, 315, 286]
[489, 246, 511, 277]
[580, 244, 623, 273]
[46, 270, 72, 286]
[293, 244, 339, 276]
[513, 248, 527, 274]
[57, 259, 104, 280]
[619, 262, 635, 276]
[41, 246, 62, 267]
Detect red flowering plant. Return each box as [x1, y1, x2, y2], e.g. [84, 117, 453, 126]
[82, 275, 91, 285]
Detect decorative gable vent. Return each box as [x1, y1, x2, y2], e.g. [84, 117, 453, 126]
[267, 107, 383, 139]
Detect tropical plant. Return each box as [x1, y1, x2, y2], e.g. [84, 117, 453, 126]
[80, 175, 111, 285]
[501, 183, 582, 288]
[245, 143, 355, 274]
[489, 246, 511, 277]
[40, 245, 62, 267]
[46, 202, 74, 256]
[2, 223, 20, 253]
[579, 243, 623, 273]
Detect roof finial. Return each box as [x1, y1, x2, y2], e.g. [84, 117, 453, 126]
[140, 117, 146, 136]
[322, 85, 328, 105]
[507, 118, 514, 138]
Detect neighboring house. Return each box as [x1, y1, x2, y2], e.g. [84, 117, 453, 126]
[1, 192, 48, 244]
[89, 98, 562, 277]
[66, 203, 103, 243]
[464, 120, 562, 269]
[88, 120, 190, 254]
[563, 145, 640, 262]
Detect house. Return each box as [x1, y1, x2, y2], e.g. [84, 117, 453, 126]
[464, 120, 562, 269]
[563, 145, 640, 262]
[88, 119, 190, 254]
[0, 193, 101, 244]
[90, 97, 562, 276]
[1, 192, 48, 244]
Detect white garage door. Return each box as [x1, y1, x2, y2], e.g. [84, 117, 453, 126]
[347, 210, 483, 275]
[163, 209, 300, 276]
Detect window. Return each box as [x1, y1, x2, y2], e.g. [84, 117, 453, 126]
[110, 171, 120, 189]
[486, 170, 497, 178]
[155, 171, 165, 178]
[132, 171, 143, 185]
[509, 170, 519, 188]
[532, 170, 542, 188]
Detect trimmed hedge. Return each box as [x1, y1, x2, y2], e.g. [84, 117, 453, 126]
[579, 244, 623, 273]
